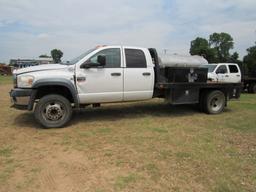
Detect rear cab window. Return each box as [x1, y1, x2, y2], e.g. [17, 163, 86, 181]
[125, 49, 147, 68]
[228, 65, 239, 73]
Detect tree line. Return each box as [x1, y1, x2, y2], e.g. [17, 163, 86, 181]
[190, 32, 256, 76]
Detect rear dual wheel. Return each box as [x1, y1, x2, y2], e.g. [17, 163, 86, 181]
[201, 90, 226, 114]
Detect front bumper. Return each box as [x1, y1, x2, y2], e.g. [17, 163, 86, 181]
[10, 88, 35, 110]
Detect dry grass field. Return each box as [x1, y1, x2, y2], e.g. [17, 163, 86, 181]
[0, 76, 256, 192]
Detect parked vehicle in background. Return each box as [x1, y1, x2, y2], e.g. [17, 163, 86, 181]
[203, 63, 241, 83]
[10, 45, 241, 128]
[0, 64, 12, 76]
[241, 66, 256, 94]
[203, 63, 256, 93]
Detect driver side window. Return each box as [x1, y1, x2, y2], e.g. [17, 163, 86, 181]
[216, 65, 228, 74]
[87, 48, 121, 68]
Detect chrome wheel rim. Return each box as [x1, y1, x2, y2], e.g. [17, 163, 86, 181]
[210, 94, 224, 112]
[42, 101, 66, 122]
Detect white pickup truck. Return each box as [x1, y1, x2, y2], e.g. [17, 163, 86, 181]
[10, 46, 241, 128]
[203, 63, 242, 83]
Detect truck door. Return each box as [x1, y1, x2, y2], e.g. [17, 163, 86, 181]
[76, 47, 123, 104]
[215, 65, 228, 82]
[123, 48, 154, 101]
[228, 64, 241, 83]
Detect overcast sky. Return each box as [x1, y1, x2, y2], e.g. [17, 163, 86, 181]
[0, 0, 256, 63]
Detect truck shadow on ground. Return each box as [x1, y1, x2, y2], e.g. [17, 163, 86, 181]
[71, 103, 199, 124]
[14, 112, 39, 129]
[14, 102, 231, 129]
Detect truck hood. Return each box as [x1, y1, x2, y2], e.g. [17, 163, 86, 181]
[13, 64, 70, 75]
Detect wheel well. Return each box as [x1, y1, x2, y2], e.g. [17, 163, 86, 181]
[199, 88, 227, 101]
[35, 85, 74, 103]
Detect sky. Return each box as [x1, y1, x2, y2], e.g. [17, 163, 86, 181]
[0, 0, 256, 63]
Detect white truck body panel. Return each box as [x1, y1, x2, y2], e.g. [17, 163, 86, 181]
[75, 46, 154, 104]
[123, 46, 154, 101]
[13, 64, 67, 75]
[15, 65, 76, 88]
[205, 63, 241, 83]
[76, 46, 124, 103]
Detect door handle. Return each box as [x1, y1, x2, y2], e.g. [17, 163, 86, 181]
[225, 75, 229, 77]
[77, 76, 86, 82]
[236, 75, 240, 77]
[111, 73, 121, 76]
[143, 72, 151, 76]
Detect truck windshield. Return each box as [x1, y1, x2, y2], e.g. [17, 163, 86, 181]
[64, 48, 97, 65]
[202, 64, 217, 72]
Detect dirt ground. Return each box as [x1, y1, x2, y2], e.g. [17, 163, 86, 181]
[0, 83, 256, 192]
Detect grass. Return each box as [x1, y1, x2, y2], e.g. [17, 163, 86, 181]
[0, 146, 13, 157]
[114, 173, 139, 190]
[0, 146, 16, 184]
[0, 75, 12, 84]
[0, 84, 256, 192]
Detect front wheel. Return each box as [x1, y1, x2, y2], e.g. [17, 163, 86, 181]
[34, 94, 73, 128]
[203, 90, 226, 114]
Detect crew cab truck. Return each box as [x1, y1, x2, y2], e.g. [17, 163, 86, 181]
[10, 46, 241, 128]
[203, 63, 256, 93]
[203, 63, 242, 83]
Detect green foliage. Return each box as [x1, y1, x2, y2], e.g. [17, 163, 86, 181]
[190, 37, 218, 63]
[230, 52, 239, 62]
[51, 49, 63, 63]
[190, 32, 237, 63]
[39, 54, 51, 58]
[243, 42, 256, 76]
[209, 32, 234, 62]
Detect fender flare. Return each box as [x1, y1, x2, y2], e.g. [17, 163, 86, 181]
[30, 78, 79, 110]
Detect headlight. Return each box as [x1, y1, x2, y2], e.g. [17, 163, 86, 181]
[17, 75, 35, 88]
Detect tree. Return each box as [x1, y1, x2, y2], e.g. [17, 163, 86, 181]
[39, 54, 51, 58]
[190, 37, 217, 63]
[51, 49, 63, 63]
[243, 42, 256, 76]
[228, 51, 242, 63]
[209, 32, 234, 62]
[230, 52, 239, 62]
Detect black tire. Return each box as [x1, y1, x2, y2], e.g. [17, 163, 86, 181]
[34, 94, 73, 128]
[203, 90, 226, 114]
